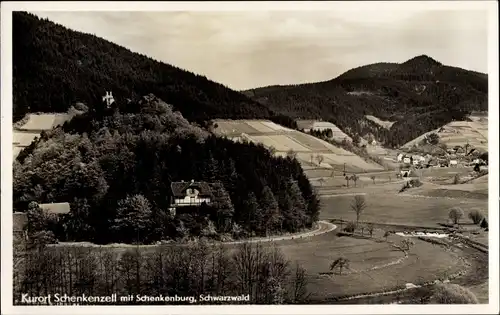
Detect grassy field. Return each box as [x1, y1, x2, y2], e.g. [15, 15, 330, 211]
[18, 113, 72, 131]
[319, 185, 487, 226]
[13, 131, 39, 146]
[51, 227, 467, 301]
[311, 173, 398, 190]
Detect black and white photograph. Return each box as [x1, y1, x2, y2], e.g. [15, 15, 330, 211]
[1, 1, 498, 314]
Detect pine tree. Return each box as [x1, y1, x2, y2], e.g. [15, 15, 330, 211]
[241, 192, 260, 233]
[111, 194, 153, 244]
[285, 180, 308, 231]
[210, 182, 235, 232]
[259, 186, 280, 236]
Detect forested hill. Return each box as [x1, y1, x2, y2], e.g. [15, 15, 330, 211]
[244, 55, 488, 147]
[13, 11, 273, 123]
[14, 94, 320, 244]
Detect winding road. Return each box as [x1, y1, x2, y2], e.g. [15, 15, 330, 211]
[53, 220, 338, 248]
[222, 220, 337, 245]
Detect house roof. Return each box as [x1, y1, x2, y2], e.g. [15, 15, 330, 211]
[39, 202, 71, 214]
[170, 180, 213, 198]
[13, 212, 28, 231]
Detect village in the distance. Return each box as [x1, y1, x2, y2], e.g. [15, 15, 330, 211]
[9, 9, 491, 308]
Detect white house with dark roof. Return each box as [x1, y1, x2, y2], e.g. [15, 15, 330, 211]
[169, 180, 213, 215]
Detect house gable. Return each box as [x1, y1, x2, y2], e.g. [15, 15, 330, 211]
[170, 180, 213, 208]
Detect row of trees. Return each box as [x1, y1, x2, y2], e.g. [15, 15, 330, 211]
[448, 208, 488, 229]
[13, 242, 310, 305]
[14, 95, 320, 244]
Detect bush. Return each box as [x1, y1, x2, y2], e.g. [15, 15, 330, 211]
[468, 210, 484, 225]
[448, 207, 464, 225]
[429, 283, 479, 304]
[480, 218, 488, 229]
[399, 179, 423, 193]
[344, 222, 356, 233]
[410, 179, 423, 187]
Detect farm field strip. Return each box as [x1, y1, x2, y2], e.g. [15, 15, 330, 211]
[19, 114, 57, 130]
[214, 121, 261, 135]
[19, 113, 72, 130]
[13, 132, 39, 146]
[13, 147, 23, 159]
[260, 120, 292, 131]
[322, 154, 384, 171]
[287, 132, 334, 151]
[251, 134, 311, 152]
[245, 120, 277, 133]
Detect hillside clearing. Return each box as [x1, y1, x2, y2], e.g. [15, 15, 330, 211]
[17, 113, 72, 131]
[296, 120, 352, 142]
[402, 115, 488, 152]
[365, 115, 395, 129]
[213, 119, 384, 173]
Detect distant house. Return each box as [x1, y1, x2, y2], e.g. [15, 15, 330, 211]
[397, 153, 404, 162]
[473, 158, 485, 165]
[449, 160, 458, 167]
[169, 180, 213, 215]
[403, 157, 411, 164]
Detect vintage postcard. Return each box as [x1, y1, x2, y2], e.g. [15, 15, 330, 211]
[1, 1, 498, 314]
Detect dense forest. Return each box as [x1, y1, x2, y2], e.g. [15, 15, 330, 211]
[13, 12, 295, 126]
[13, 95, 320, 244]
[244, 55, 488, 147]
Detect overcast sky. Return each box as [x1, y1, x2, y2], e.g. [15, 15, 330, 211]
[33, 9, 488, 90]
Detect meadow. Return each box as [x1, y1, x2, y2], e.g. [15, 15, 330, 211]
[48, 225, 469, 301]
[320, 193, 487, 226]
